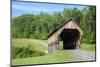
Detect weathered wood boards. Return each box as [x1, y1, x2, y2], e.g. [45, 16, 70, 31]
[48, 18, 83, 53]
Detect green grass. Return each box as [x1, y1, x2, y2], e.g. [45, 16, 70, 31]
[12, 39, 47, 52]
[12, 50, 76, 65]
[81, 43, 95, 51]
[12, 39, 76, 65]
[12, 45, 46, 59]
[12, 38, 95, 65]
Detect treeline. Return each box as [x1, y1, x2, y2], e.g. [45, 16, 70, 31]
[12, 6, 96, 44]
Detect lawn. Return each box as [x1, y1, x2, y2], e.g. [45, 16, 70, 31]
[12, 39, 76, 65]
[12, 38, 95, 66]
[81, 43, 95, 52]
[12, 39, 47, 52]
[12, 50, 76, 65]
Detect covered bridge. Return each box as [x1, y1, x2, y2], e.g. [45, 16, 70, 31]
[48, 18, 83, 53]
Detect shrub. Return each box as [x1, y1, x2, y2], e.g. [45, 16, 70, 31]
[12, 45, 46, 59]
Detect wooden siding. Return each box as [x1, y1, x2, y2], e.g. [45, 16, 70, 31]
[48, 20, 83, 45]
[48, 20, 83, 53]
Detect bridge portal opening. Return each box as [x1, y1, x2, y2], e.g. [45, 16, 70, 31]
[60, 29, 80, 49]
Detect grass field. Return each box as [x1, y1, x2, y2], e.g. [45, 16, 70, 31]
[12, 39, 77, 65]
[12, 38, 95, 65]
[12, 39, 47, 52]
[12, 50, 76, 65]
[81, 43, 95, 51]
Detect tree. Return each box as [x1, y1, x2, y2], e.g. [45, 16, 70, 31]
[12, 6, 96, 44]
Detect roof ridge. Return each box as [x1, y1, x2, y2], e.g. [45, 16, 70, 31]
[48, 18, 83, 38]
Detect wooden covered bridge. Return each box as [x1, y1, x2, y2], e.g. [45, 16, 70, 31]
[48, 18, 83, 53]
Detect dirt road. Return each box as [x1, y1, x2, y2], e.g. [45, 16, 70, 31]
[32, 39, 95, 61]
[66, 49, 95, 61]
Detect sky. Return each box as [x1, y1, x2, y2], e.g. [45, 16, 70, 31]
[12, 1, 87, 17]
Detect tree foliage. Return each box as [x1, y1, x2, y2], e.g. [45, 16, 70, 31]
[12, 6, 96, 44]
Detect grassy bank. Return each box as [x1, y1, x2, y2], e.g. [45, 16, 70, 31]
[12, 50, 76, 65]
[12, 38, 95, 65]
[12, 39, 76, 65]
[81, 43, 95, 51]
[12, 45, 46, 59]
[12, 39, 47, 52]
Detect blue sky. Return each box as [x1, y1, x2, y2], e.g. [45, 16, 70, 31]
[12, 1, 87, 17]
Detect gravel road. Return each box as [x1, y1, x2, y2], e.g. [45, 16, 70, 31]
[66, 49, 95, 61]
[32, 39, 95, 61]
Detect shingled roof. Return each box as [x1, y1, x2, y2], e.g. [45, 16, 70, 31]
[48, 18, 83, 38]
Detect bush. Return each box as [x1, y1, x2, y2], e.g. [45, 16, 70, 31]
[12, 45, 46, 59]
[39, 33, 48, 40]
